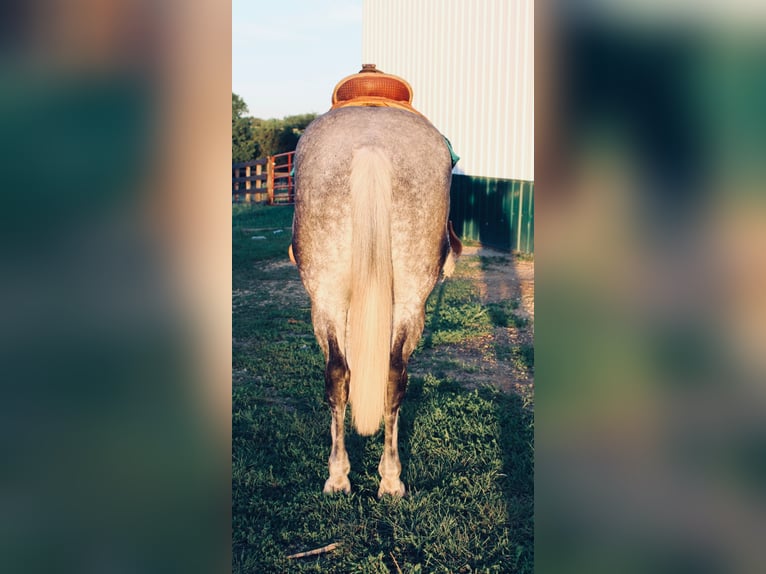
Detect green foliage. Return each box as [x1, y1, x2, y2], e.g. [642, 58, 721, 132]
[233, 93, 258, 163]
[250, 113, 316, 158]
[232, 93, 316, 162]
[516, 343, 534, 371]
[232, 93, 248, 122]
[232, 205, 534, 573]
[486, 300, 527, 329]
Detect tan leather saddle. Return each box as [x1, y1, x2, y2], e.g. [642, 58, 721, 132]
[330, 64, 423, 116]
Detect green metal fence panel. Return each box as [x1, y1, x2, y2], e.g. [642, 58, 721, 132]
[449, 174, 534, 253]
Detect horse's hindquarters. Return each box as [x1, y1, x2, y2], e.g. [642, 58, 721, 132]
[292, 105, 453, 494]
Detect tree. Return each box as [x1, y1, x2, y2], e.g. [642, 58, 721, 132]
[250, 118, 280, 159]
[275, 114, 316, 155]
[232, 93, 317, 162]
[232, 93, 248, 122]
[250, 114, 317, 158]
[232, 93, 257, 163]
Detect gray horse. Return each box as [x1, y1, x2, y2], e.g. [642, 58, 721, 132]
[292, 106, 458, 497]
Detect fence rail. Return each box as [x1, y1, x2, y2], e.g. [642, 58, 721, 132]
[233, 152, 295, 204]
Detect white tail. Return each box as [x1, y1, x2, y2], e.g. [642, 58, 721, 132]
[347, 147, 393, 436]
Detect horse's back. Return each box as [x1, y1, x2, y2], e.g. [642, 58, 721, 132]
[296, 106, 451, 179]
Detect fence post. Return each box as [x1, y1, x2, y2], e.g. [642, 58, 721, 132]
[288, 153, 294, 203]
[256, 162, 263, 202]
[245, 164, 252, 202]
[267, 157, 275, 205]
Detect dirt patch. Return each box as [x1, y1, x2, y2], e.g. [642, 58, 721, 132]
[459, 246, 535, 319]
[233, 260, 310, 310]
[233, 281, 309, 310]
[410, 247, 534, 397]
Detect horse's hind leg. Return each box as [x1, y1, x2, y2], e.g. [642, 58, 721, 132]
[321, 327, 352, 494]
[378, 327, 415, 497]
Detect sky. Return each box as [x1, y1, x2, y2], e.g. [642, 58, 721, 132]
[232, 0, 363, 119]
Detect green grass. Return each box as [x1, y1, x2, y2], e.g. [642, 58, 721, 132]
[233, 203, 296, 282]
[420, 279, 493, 349]
[486, 301, 527, 329]
[233, 204, 533, 573]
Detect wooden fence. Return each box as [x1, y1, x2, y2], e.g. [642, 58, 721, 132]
[232, 151, 295, 204]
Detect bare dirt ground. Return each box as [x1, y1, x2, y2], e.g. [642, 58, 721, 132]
[251, 247, 534, 399]
[461, 246, 535, 318]
[409, 246, 534, 399]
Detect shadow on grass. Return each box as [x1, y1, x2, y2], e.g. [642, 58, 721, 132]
[396, 375, 534, 572]
[420, 279, 448, 350]
[493, 389, 535, 570]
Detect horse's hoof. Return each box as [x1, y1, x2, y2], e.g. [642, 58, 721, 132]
[323, 476, 351, 494]
[377, 479, 406, 498]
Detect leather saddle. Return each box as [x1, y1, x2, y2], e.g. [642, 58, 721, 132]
[331, 64, 421, 116]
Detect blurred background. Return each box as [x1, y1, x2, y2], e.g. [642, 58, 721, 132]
[536, 1, 766, 572]
[0, 0, 230, 572]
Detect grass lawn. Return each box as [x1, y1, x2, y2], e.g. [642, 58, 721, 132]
[232, 203, 533, 573]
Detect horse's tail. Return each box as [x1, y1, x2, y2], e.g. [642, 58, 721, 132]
[348, 146, 393, 436]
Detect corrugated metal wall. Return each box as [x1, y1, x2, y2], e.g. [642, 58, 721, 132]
[450, 175, 534, 253]
[362, 0, 534, 181]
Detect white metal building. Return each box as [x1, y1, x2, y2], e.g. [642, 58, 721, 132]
[362, 0, 534, 182]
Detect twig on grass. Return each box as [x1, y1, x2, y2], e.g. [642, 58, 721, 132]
[286, 542, 340, 560]
[390, 551, 404, 574]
